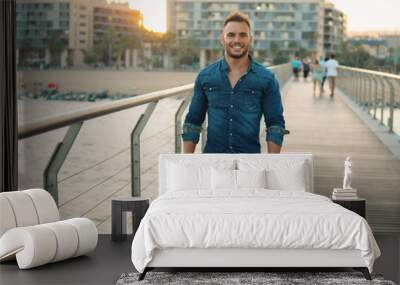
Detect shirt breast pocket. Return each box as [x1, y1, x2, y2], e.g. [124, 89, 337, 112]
[204, 86, 227, 109]
[239, 88, 262, 113]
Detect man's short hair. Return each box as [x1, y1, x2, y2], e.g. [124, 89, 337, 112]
[330, 53, 336, 59]
[223, 11, 251, 29]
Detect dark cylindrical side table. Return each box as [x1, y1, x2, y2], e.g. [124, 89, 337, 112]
[112, 197, 149, 242]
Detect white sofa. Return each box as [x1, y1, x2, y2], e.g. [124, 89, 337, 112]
[0, 188, 98, 269]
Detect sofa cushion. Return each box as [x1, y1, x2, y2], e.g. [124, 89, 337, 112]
[0, 196, 17, 237]
[0, 218, 98, 269]
[0, 189, 60, 238]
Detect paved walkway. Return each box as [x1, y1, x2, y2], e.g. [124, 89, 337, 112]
[20, 77, 400, 234]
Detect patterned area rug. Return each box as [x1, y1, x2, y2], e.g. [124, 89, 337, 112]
[116, 271, 396, 285]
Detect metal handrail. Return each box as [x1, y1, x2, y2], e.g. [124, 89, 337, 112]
[338, 66, 400, 80]
[18, 84, 194, 139]
[337, 66, 400, 133]
[18, 63, 292, 204]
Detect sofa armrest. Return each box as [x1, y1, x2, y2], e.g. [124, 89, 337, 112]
[0, 217, 98, 269]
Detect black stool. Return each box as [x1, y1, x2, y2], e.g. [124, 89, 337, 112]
[111, 197, 149, 242]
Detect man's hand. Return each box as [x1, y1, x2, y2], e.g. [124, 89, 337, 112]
[183, 141, 196, 153]
[267, 141, 281, 153]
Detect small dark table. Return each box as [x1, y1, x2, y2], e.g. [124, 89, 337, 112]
[332, 198, 366, 218]
[111, 197, 149, 242]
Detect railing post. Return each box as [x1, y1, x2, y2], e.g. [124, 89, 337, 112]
[358, 72, 366, 106]
[174, 95, 190, 153]
[131, 101, 158, 197]
[367, 74, 373, 113]
[364, 74, 369, 109]
[44, 122, 83, 205]
[351, 71, 357, 102]
[380, 78, 386, 126]
[347, 70, 351, 99]
[372, 75, 378, 119]
[358, 72, 363, 104]
[387, 79, 395, 133]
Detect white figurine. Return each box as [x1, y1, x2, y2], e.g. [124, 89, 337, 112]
[343, 156, 352, 189]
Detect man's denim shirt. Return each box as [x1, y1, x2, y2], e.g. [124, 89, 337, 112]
[182, 57, 287, 153]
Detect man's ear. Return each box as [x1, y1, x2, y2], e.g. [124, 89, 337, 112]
[219, 32, 224, 47]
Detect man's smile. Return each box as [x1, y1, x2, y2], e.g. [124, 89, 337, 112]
[230, 44, 244, 52]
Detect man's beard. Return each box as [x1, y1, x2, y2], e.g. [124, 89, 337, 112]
[225, 44, 249, 59]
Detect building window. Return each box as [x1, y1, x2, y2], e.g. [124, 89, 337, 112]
[302, 13, 316, 21]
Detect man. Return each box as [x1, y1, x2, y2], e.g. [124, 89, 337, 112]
[182, 12, 288, 154]
[324, 53, 339, 97]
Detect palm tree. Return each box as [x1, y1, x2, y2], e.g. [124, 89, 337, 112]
[17, 38, 37, 68]
[270, 41, 279, 58]
[288, 41, 299, 56]
[45, 29, 68, 67]
[114, 33, 142, 66]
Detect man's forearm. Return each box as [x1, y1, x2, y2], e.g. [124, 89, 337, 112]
[183, 141, 196, 153]
[267, 141, 281, 153]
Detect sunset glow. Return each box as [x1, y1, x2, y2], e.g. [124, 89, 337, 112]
[129, 0, 166, 32]
[330, 0, 400, 32]
[129, 0, 399, 33]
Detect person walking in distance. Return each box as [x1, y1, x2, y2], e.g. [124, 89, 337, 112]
[302, 58, 311, 82]
[181, 11, 289, 154]
[291, 56, 301, 81]
[311, 59, 323, 95]
[325, 54, 339, 97]
[320, 56, 328, 93]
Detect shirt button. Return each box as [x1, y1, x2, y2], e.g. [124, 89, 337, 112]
[229, 133, 232, 136]
[229, 146, 233, 149]
[229, 119, 232, 122]
[230, 105, 233, 108]
[231, 91, 234, 94]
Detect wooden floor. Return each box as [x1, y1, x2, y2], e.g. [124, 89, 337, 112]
[18, 77, 400, 234]
[282, 79, 400, 233]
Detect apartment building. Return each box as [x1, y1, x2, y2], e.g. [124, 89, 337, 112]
[323, 1, 346, 54]
[166, 0, 346, 67]
[16, 0, 143, 67]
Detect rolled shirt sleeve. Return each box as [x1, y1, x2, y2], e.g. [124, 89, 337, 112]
[262, 74, 288, 146]
[181, 74, 207, 144]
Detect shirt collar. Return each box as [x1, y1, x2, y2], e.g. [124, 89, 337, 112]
[221, 55, 256, 74]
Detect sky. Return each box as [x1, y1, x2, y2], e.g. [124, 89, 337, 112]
[330, 0, 399, 32]
[128, 0, 400, 33]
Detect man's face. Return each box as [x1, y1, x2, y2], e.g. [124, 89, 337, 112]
[220, 21, 252, 59]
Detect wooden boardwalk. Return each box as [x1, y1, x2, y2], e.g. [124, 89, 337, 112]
[19, 76, 400, 234]
[282, 80, 400, 233]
